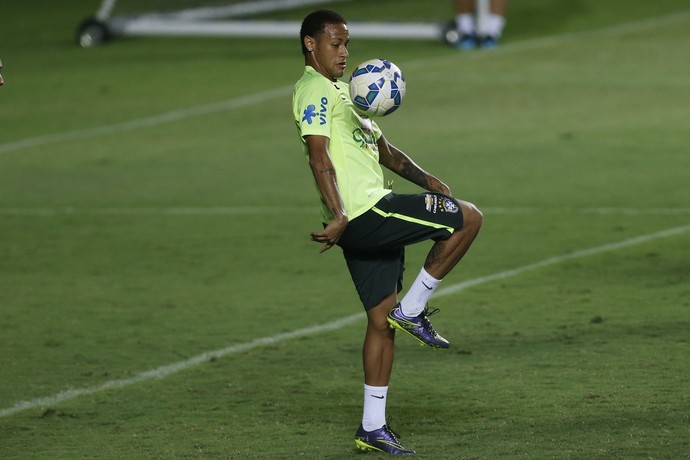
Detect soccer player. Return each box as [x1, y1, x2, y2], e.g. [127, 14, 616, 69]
[293, 10, 482, 455]
[0, 58, 4, 86]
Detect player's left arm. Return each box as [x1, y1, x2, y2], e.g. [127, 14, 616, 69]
[377, 134, 451, 195]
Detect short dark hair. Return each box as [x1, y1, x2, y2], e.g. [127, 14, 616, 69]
[299, 9, 347, 56]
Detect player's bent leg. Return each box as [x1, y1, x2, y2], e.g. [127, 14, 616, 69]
[388, 200, 481, 349]
[424, 200, 482, 279]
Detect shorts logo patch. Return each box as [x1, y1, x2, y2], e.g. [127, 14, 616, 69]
[443, 198, 459, 213]
[425, 194, 459, 214]
[425, 194, 436, 212]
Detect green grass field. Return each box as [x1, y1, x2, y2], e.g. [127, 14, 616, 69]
[1, 0, 689, 458]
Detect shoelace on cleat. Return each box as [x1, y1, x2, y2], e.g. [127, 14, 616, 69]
[382, 420, 403, 443]
[383, 425, 401, 442]
[423, 307, 440, 317]
[420, 307, 441, 335]
[383, 414, 400, 442]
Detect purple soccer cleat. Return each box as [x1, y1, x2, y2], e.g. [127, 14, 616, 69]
[355, 424, 416, 455]
[387, 304, 449, 349]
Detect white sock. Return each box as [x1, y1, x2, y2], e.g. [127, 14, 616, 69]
[482, 13, 506, 38]
[362, 384, 388, 431]
[399, 267, 441, 318]
[456, 13, 475, 35]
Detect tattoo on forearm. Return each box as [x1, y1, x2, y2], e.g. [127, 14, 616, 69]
[318, 167, 336, 175]
[399, 160, 428, 187]
[383, 146, 436, 189]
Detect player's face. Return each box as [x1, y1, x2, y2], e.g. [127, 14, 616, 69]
[308, 23, 349, 81]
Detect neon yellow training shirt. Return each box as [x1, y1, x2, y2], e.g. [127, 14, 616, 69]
[293, 66, 391, 224]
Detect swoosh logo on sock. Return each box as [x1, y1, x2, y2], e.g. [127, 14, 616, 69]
[370, 395, 385, 399]
[422, 282, 433, 290]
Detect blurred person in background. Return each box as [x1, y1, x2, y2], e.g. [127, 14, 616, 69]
[0, 58, 4, 86]
[454, 0, 508, 49]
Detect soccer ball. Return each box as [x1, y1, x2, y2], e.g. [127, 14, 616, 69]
[349, 58, 406, 117]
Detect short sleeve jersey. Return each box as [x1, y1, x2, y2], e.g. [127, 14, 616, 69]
[293, 66, 391, 223]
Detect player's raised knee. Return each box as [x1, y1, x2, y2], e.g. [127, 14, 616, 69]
[461, 201, 483, 232]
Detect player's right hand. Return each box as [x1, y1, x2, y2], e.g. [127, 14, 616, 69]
[310, 216, 348, 253]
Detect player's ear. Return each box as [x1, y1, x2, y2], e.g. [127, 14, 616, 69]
[304, 36, 315, 52]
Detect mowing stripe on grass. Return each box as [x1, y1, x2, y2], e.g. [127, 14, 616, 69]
[435, 223, 690, 298]
[0, 86, 294, 155]
[1, 222, 688, 418]
[1, 9, 688, 156]
[0, 313, 364, 419]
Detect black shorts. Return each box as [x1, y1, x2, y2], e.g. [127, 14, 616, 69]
[337, 192, 463, 310]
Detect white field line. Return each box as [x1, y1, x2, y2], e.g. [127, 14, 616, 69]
[1, 206, 690, 217]
[0, 86, 293, 155]
[436, 223, 690, 297]
[0, 313, 364, 419]
[1, 222, 689, 418]
[1, 9, 689, 156]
